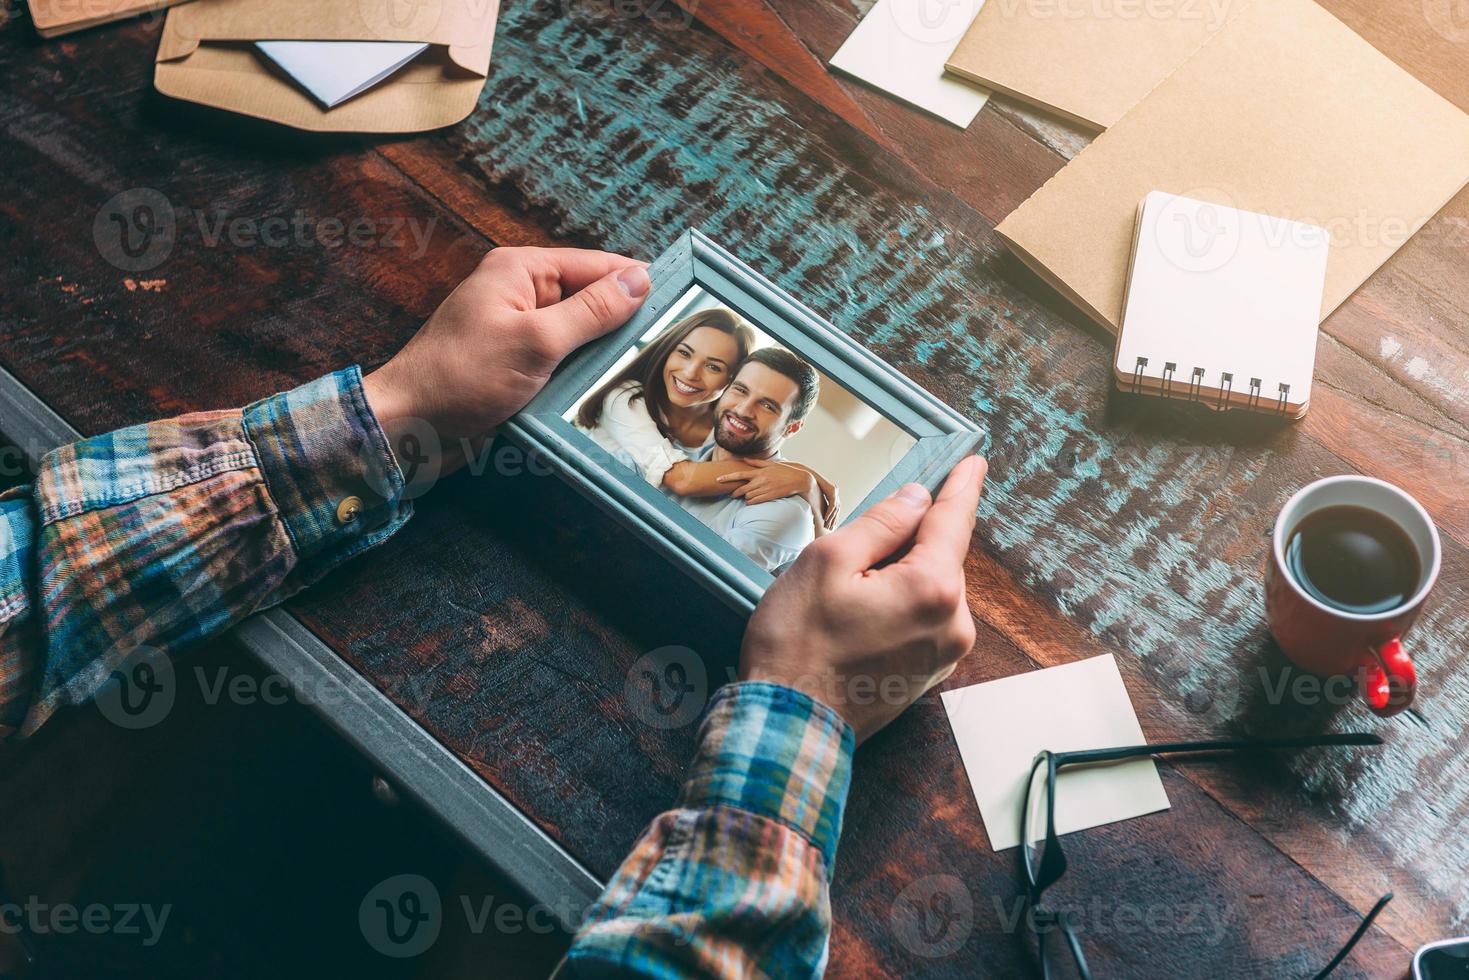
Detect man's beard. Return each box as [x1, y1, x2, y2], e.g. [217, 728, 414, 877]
[715, 411, 777, 457]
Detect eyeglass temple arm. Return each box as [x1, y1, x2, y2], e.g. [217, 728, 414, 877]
[1309, 891, 1393, 980]
[1050, 733, 1383, 767]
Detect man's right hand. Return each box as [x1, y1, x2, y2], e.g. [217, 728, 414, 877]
[362, 246, 650, 469]
[738, 455, 987, 743]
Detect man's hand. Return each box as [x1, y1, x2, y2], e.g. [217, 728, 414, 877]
[739, 455, 987, 743]
[363, 246, 649, 463]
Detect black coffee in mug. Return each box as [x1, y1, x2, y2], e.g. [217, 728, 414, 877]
[1285, 505, 1421, 615]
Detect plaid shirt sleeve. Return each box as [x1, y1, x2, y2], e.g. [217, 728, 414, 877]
[567, 681, 855, 979]
[0, 366, 409, 738]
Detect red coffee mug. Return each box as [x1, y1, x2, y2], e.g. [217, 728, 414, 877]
[1266, 476, 1441, 717]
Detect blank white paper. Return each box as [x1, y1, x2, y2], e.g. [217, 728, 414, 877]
[255, 40, 430, 109]
[829, 0, 990, 128]
[941, 654, 1170, 851]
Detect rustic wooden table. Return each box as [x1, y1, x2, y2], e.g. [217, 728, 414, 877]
[2, 1, 1466, 976]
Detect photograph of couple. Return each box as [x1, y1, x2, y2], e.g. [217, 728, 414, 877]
[568, 286, 915, 574]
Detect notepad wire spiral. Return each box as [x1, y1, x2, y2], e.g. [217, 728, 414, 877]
[1129, 357, 1290, 415]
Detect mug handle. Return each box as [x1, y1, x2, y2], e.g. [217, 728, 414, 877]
[1357, 637, 1416, 717]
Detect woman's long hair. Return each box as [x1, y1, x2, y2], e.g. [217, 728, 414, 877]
[576, 308, 754, 438]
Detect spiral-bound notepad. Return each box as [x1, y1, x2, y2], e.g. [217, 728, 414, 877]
[1115, 192, 1330, 418]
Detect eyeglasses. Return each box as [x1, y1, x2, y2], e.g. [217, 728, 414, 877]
[1414, 936, 1469, 979]
[1018, 734, 1393, 980]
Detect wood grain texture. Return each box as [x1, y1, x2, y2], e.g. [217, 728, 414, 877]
[2, 0, 1466, 975]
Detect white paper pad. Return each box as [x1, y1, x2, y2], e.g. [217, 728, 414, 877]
[941, 654, 1170, 851]
[255, 40, 430, 109]
[829, 0, 990, 128]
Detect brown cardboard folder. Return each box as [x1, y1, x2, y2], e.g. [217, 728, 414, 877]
[154, 0, 500, 132]
[32, 0, 187, 38]
[995, 0, 1469, 334]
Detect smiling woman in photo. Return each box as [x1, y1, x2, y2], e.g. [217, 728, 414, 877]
[575, 308, 841, 534]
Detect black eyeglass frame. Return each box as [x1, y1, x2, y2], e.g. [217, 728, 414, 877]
[1017, 733, 1392, 980]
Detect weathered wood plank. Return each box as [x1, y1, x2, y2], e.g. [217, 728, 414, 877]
[2, 1, 1465, 974]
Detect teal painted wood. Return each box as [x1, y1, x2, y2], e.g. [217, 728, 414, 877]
[454, 0, 1469, 939]
[508, 229, 984, 614]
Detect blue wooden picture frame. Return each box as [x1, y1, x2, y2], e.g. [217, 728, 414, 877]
[504, 230, 986, 615]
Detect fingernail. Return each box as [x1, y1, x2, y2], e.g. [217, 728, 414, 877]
[617, 265, 650, 298]
[960, 455, 986, 484]
[895, 483, 929, 507]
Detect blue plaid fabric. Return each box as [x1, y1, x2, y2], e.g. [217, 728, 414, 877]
[568, 682, 854, 978]
[0, 366, 409, 736]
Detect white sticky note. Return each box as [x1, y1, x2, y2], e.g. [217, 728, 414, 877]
[255, 41, 430, 109]
[829, 0, 991, 128]
[941, 654, 1170, 851]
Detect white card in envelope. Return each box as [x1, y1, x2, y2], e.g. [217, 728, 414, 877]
[255, 40, 430, 109]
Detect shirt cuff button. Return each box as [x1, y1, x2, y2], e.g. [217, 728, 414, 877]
[335, 495, 364, 526]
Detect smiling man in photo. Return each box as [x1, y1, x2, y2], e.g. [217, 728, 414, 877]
[666, 347, 820, 572]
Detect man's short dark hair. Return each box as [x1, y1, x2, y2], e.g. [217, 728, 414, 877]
[742, 347, 820, 422]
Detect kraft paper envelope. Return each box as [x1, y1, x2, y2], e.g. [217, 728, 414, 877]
[32, 0, 188, 37]
[154, 0, 500, 133]
[996, 0, 1469, 333]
